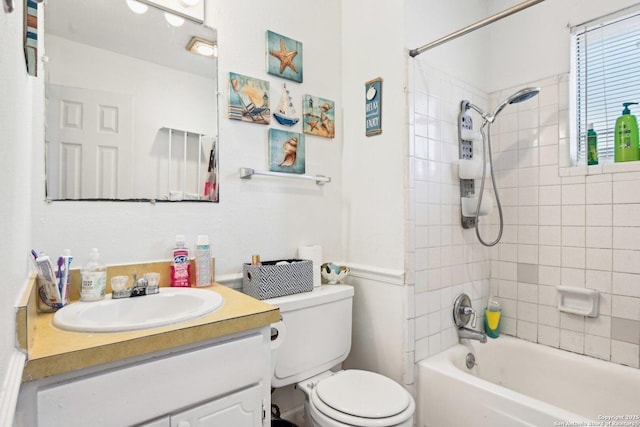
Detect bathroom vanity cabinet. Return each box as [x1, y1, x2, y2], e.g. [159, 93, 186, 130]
[15, 328, 271, 427]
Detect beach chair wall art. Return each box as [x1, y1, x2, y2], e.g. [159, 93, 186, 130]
[266, 31, 303, 83]
[228, 72, 270, 125]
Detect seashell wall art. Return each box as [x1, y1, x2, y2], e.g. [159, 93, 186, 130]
[268, 128, 306, 174]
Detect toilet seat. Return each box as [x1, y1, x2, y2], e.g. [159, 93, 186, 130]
[307, 370, 415, 427]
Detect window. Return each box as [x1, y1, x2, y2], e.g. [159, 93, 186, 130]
[573, 8, 640, 165]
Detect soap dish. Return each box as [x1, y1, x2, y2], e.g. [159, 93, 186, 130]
[557, 286, 599, 317]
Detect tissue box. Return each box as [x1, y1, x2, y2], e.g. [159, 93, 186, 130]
[242, 259, 313, 300]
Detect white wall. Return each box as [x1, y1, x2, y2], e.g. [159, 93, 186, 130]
[31, 0, 344, 277]
[487, 0, 640, 92]
[341, 0, 406, 271]
[340, 0, 408, 385]
[405, 0, 490, 91]
[0, 3, 33, 424]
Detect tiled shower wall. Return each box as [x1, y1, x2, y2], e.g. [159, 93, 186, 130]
[490, 74, 640, 369]
[406, 61, 492, 372]
[408, 62, 640, 371]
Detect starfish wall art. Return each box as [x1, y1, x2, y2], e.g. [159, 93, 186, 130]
[266, 31, 303, 83]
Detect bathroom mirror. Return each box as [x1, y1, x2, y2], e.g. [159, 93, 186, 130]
[44, 0, 219, 202]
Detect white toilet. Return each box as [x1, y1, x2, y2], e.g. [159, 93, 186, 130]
[267, 285, 415, 427]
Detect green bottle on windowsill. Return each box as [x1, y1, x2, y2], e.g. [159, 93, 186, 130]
[587, 123, 598, 166]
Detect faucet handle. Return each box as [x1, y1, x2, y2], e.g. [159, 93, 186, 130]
[462, 306, 477, 328]
[453, 293, 477, 328]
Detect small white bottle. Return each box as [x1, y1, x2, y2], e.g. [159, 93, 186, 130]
[80, 248, 107, 301]
[195, 235, 212, 287]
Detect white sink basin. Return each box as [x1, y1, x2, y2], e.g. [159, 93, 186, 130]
[53, 287, 224, 333]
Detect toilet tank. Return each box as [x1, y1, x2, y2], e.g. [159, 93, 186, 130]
[267, 285, 354, 388]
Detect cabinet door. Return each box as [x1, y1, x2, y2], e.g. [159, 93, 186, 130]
[171, 384, 263, 427]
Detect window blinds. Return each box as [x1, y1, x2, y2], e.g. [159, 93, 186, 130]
[574, 11, 640, 164]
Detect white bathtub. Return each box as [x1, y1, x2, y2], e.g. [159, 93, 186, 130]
[418, 335, 640, 427]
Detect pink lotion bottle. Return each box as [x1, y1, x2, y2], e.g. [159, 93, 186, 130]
[171, 235, 191, 287]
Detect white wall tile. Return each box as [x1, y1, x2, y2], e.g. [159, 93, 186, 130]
[584, 334, 610, 361]
[585, 315, 611, 338]
[586, 269, 612, 293]
[586, 205, 612, 227]
[611, 295, 640, 321]
[539, 185, 561, 205]
[561, 226, 585, 247]
[613, 180, 640, 204]
[562, 247, 585, 269]
[560, 329, 584, 353]
[612, 272, 640, 298]
[538, 325, 560, 347]
[539, 206, 561, 225]
[562, 205, 586, 226]
[613, 227, 640, 250]
[612, 250, 640, 274]
[538, 305, 560, 327]
[560, 267, 585, 287]
[562, 183, 585, 205]
[585, 181, 612, 205]
[611, 340, 639, 368]
[585, 226, 612, 249]
[540, 226, 561, 246]
[539, 245, 561, 266]
[517, 320, 538, 342]
[586, 248, 612, 272]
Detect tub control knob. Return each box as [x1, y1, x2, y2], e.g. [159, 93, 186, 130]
[453, 293, 476, 328]
[462, 306, 477, 328]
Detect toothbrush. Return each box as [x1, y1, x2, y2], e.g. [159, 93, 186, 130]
[57, 257, 64, 298]
[61, 250, 72, 304]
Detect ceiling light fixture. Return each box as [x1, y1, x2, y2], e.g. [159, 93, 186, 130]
[126, 0, 148, 14]
[179, 0, 200, 7]
[164, 12, 185, 27]
[186, 36, 217, 58]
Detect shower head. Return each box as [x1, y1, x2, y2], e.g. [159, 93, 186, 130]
[490, 87, 540, 121]
[507, 87, 540, 104]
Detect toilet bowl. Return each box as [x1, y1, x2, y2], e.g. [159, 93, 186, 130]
[297, 370, 415, 427]
[266, 285, 415, 427]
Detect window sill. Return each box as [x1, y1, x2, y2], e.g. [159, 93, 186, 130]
[560, 160, 640, 177]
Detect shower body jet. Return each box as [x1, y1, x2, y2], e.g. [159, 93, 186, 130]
[460, 87, 540, 247]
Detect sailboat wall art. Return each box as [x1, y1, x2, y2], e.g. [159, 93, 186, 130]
[228, 72, 270, 125]
[302, 95, 335, 138]
[273, 84, 300, 127]
[266, 31, 303, 83]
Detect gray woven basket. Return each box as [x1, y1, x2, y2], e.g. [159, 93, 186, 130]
[242, 259, 313, 300]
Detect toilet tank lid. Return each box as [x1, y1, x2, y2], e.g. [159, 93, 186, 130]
[265, 284, 353, 312]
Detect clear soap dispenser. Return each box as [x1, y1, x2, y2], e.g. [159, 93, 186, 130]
[80, 248, 107, 301]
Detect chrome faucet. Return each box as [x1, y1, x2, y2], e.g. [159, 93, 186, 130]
[112, 273, 159, 299]
[453, 293, 487, 343]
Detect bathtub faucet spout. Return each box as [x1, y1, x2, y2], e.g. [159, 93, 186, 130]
[457, 326, 487, 343]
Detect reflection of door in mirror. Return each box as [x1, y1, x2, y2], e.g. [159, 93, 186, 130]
[44, 0, 219, 202]
[46, 85, 133, 199]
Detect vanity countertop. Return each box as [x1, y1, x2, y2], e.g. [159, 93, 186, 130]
[16, 270, 279, 382]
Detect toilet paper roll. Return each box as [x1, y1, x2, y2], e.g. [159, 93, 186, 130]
[461, 192, 494, 217]
[298, 245, 322, 287]
[270, 320, 287, 350]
